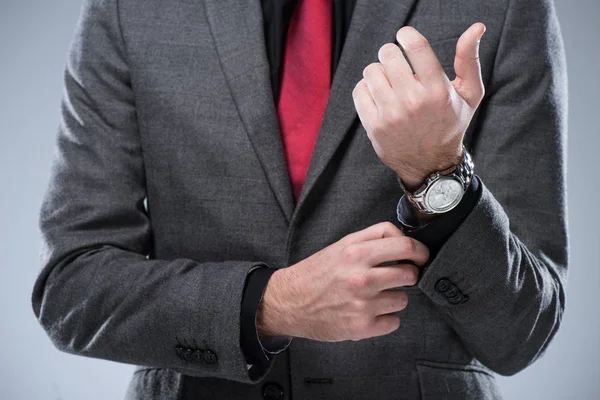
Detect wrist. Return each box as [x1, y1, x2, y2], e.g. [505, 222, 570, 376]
[396, 147, 464, 192]
[397, 144, 473, 215]
[256, 268, 296, 338]
[397, 174, 426, 192]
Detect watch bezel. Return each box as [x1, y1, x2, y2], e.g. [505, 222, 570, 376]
[423, 175, 466, 213]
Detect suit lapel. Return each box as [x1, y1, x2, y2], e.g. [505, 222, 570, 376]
[204, 0, 295, 223]
[292, 0, 419, 219]
[204, 0, 419, 225]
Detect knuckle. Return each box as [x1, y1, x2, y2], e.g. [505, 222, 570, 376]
[348, 272, 371, 291]
[457, 51, 480, 62]
[383, 107, 402, 125]
[403, 267, 418, 285]
[399, 237, 416, 254]
[430, 86, 451, 106]
[400, 292, 410, 308]
[388, 315, 401, 331]
[478, 85, 486, 102]
[347, 323, 364, 341]
[404, 96, 423, 114]
[363, 62, 382, 79]
[381, 221, 398, 232]
[336, 232, 353, 246]
[351, 316, 371, 336]
[370, 120, 386, 136]
[388, 293, 405, 311]
[352, 80, 365, 96]
[407, 37, 429, 52]
[464, 83, 485, 109]
[351, 298, 369, 313]
[398, 27, 429, 53]
[356, 78, 368, 91]
[378, 43, 399, 61]
[378, 314, 401, 335]
[410, 267, 420, 284]
[342, 245, 366, 263]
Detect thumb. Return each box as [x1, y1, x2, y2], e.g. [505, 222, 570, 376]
[452, 22, 486, 107]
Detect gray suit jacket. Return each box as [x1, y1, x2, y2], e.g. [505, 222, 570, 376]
[32, 0, 568, 399]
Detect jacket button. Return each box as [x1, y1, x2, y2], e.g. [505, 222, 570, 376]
[445, 286, 458, 298]
[448, 294, 464, 304]
[175, 346, 184, 359]
[192, 349, 204, 363]
[202, 350, 218, 364]
[435, 278, 452, 293]
[263, 383, 284, 400]
[183, 348, 194, 362]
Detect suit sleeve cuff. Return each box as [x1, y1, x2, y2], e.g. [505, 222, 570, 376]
[397, 174, 482, 257]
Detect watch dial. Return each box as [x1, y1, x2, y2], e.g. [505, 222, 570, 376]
[426, 178, 463, 212]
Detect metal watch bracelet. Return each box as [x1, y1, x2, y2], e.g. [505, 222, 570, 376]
[396, 145, 474, 215]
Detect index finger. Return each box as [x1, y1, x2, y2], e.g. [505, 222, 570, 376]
[357, 236, 430, 267]
[339, 221, 404, 246]
[396, 26, 447, 87]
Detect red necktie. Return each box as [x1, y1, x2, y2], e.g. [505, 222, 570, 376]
[277, 0, 332, 204]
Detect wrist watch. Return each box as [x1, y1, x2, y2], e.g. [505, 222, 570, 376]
[396, 145, 474, 215]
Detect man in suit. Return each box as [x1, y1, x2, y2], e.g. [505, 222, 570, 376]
[32, 0, 568, 399]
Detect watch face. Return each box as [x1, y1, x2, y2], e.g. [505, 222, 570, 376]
[425, 177, 463, 212]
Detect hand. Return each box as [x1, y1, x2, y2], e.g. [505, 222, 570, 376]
[352, 23, 486, 191]
[257, 222, 429, 342]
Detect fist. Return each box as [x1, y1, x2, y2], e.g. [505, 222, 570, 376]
[352, 23, 486, 191]
[257, 222, 430, 342]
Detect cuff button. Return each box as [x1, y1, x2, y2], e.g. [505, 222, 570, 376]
[203, 350, 218, 364]
[193, 350, 204, 363]
[446, 287, 458, 298]
[183, 348, 194, 362]
[435, 278, 452, 293]
[448, 294, 464, 304]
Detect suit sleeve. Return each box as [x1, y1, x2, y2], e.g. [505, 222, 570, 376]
[31, 0, 276, 384]
[397, 174, 481, 256]
[414, 0, 569, 376]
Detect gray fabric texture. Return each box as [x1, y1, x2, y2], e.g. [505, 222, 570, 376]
[31, 0, 568, 399]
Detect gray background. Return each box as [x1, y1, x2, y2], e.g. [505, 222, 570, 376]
[1, 0, 598, 398]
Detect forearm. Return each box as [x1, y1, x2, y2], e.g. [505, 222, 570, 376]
[33, 243, 272, 383]
[412, 0, 568, 375]
[416, 180, 567, 375]
[397, 174, 481, 257]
